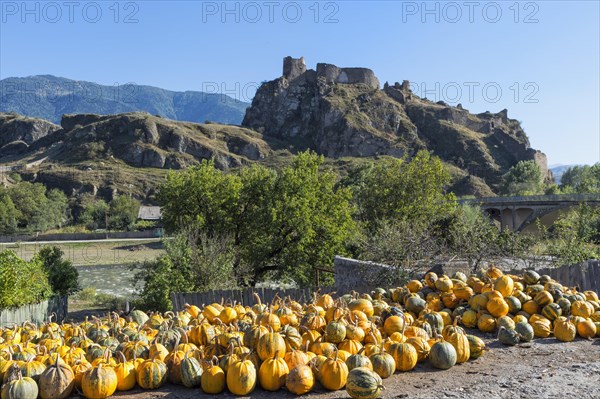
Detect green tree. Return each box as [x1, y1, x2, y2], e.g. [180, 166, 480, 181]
[501, 160, 544, 196]
[238, 152, 355, 286]
[108, 196, 140, 231]
[158, 159, 242, 235]
[152, 152, 355, 289]
[560, 164, 600, 193]
[0, 250, 52, 308]
[8, 181, 48, 232]
[0, 189, 20, 234]
[45, 189, 69, 229]
[546, 204, 600, 264]
[348, 150, 456, 232]
[4, 182, 67, 232]
[34, 246, 80, 297]
[79, 199, 110, 230]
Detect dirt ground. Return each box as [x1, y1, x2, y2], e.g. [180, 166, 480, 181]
[71, 332, 600, 399]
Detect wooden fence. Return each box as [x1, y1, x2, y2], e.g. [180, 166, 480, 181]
[0, 296, 68, 327]
[534, 260, 600, 292]
[171, 287, 317, 311]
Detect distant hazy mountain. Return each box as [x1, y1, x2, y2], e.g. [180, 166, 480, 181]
[550, 164, 580, 184]
[0, 75, 249, 125]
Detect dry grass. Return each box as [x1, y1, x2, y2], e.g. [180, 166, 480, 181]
[0, 239, 165, 266]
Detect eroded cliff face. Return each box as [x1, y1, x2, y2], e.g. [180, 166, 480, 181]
[243, 57, 549, 194]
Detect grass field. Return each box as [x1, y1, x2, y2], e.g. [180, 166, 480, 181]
[0, 239, 165, 266]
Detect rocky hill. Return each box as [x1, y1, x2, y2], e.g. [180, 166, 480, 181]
[0, 111, 275, 199]
[0, 75, 249, 125]
[243, 57, 549, 196]
[0, 57, 550, 200]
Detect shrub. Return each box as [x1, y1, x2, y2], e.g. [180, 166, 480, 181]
[93, 293, 128, 310]
[0, 250, 52, 308]
[34, 246, 81, 297]
[108, 196, 140, 231]
[74, 287, 97, 302]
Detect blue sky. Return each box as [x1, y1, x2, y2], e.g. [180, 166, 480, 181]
[1, 0, 598, 165]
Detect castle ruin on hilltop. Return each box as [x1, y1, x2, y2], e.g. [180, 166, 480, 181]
[282, 56, 380, 90]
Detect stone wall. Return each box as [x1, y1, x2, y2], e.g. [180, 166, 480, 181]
[315, 63, 380, 90]
[334, 256, 408, 294]
[334, 256, 600, 294]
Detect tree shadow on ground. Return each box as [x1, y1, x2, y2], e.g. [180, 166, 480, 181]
[114, 241, 164, 251]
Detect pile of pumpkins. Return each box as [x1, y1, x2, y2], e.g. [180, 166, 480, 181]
[0, 266, 598, 399]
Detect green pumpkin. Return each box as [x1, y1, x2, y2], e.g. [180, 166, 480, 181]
[155, 329, 182, 352]
[1, 366, 39, 399]
[523, 270, 540, 285]
[136, 358, 167, 390]
[346, 353, 373, 371]
[86, 344, 106, 363]
[515, 322, 534, 342]
[429, 340, 456, 370]
[505, 296, 522, 314]
[325, 319, 347, 344]
[451, 305, 469, 320]
[346, 367, 384, 399]
[541, 303, 562, 321]
[281, 326, 302, 351]
[497, 316, 515, 331]
[527, 284, 545, 295]
[87, 326, 109, 343]
[538, 275, 552, 285]
[497, 326, 520, 346]
[129, 309, 149, 325]
[423, 312, 444, 336]
[466, 335, 486, 359]
[556, 298, 572, 316]
[405, 296, 427, 315]
[381, 306, 404, 323]
[369, 352, 395, 379]
[180, 353, 203, 388]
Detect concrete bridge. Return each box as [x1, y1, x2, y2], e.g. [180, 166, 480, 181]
[460, 194, 600, 232]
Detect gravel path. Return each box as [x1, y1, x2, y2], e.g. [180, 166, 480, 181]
[75, 332, 600, 399]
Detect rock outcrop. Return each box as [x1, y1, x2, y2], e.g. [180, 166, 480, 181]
[0, 112, 61, 148]
[243, 57, 549, 192]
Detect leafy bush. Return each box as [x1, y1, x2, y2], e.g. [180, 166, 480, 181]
[545, 205, 600, 265]
[78, 199, 109, 230]
[0, 250, 52, 309]
[74, 286, 97, 302]
[133, 220, 157, 231]
[93, 293, 128, 310]
[108, 196, 140, 231]
[134, 233, 237, 311]
[34, 246, 80, 296]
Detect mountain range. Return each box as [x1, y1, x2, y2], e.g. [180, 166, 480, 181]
[0, 75, 249, 125]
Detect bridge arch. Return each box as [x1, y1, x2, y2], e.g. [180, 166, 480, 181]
[461, 194, 600, 232]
